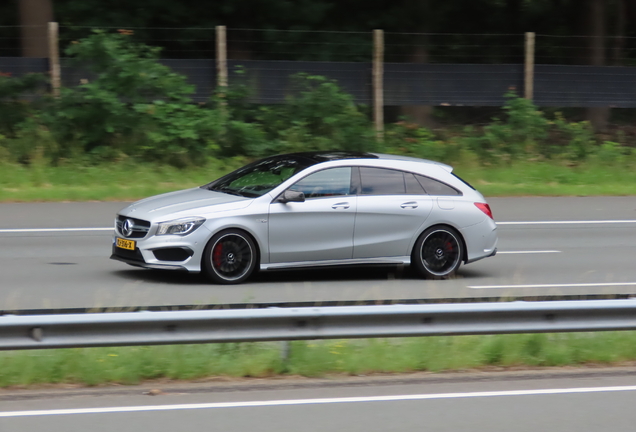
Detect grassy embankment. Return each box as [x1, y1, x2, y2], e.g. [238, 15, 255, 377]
[1, 155, 636, 202]
[2, 332, 636, 387]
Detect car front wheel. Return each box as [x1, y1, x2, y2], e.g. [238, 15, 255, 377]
[412, 226, 463, 279]
[203, 229, 257, 284]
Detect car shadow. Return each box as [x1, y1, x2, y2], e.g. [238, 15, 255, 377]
[112, 268, 209, 285]
[250, 264, 417, 284]
[111, 263, 492, 285]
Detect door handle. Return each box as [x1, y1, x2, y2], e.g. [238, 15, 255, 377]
[332, 202, 350, 209]
[400, 201, 418, 209]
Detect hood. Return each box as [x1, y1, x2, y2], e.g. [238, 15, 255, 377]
[119, 187, 252, 221]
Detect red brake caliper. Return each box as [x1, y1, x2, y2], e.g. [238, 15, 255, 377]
[213, 242, 223, 268]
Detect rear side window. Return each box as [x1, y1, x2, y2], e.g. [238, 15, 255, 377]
[359, 167, 405, 195]
[415, 175, 461, 196]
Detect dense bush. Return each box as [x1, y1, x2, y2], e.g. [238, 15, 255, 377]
[221, 73, 377, 157]
[0, 32, 633, 168]
[465, 92, 599, 165]
[265, 74, 376, 154]
[470, 93, 550, 163]
[42, 31, 222, 165]
[0, 73, 48, 162]
[384, 121, 462, 162]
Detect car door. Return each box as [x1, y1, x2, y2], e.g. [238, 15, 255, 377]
[268, 167, 356, 263]
[353, 167, 433, 258]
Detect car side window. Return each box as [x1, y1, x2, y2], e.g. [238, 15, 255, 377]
[289, 167, 352, 199]
[415, 174, 461, 196]
[359, 167, 406, 195]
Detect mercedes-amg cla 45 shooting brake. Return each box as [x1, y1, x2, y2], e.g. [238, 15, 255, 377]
[111, 151, 497, 284]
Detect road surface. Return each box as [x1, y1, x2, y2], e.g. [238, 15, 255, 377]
[1, 368, 636, 431]
[0, 196, 635, 309]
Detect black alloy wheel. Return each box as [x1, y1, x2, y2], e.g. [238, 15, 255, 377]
[203, 230, 257, 284]
[412, 226, 463, 279]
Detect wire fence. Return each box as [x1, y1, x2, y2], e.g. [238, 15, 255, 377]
[2, 26, 636, 108]
[0, 25, 48, 77]
[536, 34, 636, 67]
[0, 25, 24, 57]
[384, 33, 526, 64]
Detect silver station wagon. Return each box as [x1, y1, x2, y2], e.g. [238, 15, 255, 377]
[111, 151, 497, 284]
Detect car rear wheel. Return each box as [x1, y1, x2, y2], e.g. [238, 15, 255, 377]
[203, 229, 257, 284]
[412, 226, 463, 279]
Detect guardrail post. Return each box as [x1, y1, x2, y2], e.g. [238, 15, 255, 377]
[280, 341, 291, 367]
[524, 32, 535, 100]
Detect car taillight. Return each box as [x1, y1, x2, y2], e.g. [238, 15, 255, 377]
[475, 202, 494, 219]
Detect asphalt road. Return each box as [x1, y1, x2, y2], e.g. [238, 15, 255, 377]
[1, 197, 635, 310]
[2, 369, 636, 431]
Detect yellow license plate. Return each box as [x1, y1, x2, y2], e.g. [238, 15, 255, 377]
[116, 238, 136, 251]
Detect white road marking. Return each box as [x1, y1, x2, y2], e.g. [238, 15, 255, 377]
[497, 250, 561, 254]
[0, 228, 113, 233]
[469, 282, 636, 289]
[498, 220, 636, 225]
[1, 385, 636, 418]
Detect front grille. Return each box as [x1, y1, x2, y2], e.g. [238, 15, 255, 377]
[116, 215, 151, 239]
[111, 244, 145, 263]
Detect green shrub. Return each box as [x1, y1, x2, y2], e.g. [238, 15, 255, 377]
[465, 94, 606, 165]
[470, 92, 550, 164]
[37, 31, 221, 165]
[384, 121, 462, 163]
[2, 117, 61, 164]
[0, 73, 49, 163]
[257, 74, 376, 155]
[131, 101, 222, 166]
[552, 116, 596, 162]
[0, 73, 47, 137]
[222, 120, 269, 157]
[596, 141, 628, 164]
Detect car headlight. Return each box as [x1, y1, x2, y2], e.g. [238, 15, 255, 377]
[156, 217, 206, 236]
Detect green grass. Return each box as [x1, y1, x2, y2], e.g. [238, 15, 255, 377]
[0, 158, 246, 202]
[458, 159, 636, 197]
[3, 332, 636, 387]
[1, 156, 635, 202]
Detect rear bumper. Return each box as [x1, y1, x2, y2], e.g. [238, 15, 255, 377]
[465, 247, 497, 264]
[460, 217, 498, 264]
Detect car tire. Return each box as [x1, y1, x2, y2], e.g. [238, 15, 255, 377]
[202, 229, 258, 284]
[412, 226, 463, 279]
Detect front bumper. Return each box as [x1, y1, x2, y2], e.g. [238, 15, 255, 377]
[110, 222, 208, 272]
[110, 245, 189, 271]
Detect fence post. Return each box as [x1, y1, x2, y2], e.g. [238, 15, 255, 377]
[524, 32, 535, 100]
[216, 25, 228, 93]
[373, 29, 384, 141]
[48, 22, 61, 98]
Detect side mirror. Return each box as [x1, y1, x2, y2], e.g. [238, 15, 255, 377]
[277, 190, 305, 204]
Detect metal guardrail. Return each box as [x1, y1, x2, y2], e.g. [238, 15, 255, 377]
[2, 294, 633, 316]
[2, 299, 636, 350]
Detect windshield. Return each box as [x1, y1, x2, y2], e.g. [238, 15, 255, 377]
[202, 155, 316, 198]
